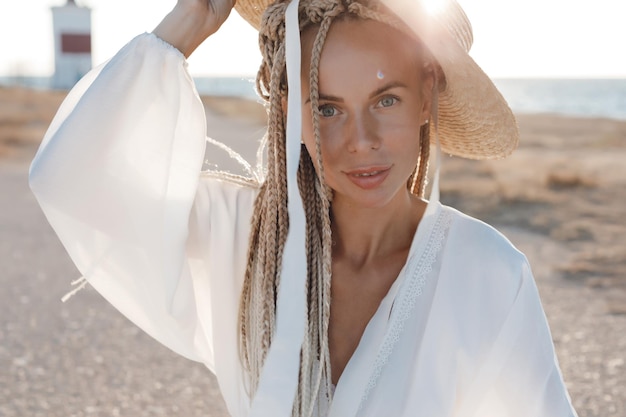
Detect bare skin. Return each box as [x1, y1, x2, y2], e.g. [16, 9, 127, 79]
[152, 0, 234, 58]
[328, 203, 424, 384]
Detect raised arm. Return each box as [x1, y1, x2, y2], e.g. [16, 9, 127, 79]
[153, 0, 235, 57]
[29, 0, 243, 368]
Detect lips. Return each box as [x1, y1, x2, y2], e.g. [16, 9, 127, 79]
[353, 170, 385, 177]
[344, 165, 391, 190]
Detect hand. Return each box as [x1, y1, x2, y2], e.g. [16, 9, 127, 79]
[153, 0, 236, 57]
[178, 0, 236, 36]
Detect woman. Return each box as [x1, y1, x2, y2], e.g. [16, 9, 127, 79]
[29, 0, 578, 415]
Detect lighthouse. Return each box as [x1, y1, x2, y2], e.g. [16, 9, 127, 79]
[51, 0, 92, 89]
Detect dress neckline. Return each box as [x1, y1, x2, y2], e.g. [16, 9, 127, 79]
[328, 201, 449, 416]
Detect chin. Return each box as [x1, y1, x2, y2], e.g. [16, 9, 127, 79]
[332, 189, 401, 210]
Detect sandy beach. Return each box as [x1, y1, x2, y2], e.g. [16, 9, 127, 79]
[1, 86, 624, 416]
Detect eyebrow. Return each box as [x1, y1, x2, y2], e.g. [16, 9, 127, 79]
[368, 81, 408, 98]
[305, 81, 408, 104]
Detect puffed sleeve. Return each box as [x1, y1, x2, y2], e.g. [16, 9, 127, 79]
[29, 33, 217, 365]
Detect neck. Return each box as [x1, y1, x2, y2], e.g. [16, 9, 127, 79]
[330, 190, 426, 268]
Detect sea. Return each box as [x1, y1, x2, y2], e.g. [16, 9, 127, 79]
[2, 76, 625, 121]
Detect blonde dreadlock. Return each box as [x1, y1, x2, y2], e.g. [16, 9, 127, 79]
[238, 0, 435, 415]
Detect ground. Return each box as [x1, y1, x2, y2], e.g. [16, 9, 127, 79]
[0, 86, 624, 416]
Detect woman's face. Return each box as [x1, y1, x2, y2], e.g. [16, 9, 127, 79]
[300, 18, 433, 209]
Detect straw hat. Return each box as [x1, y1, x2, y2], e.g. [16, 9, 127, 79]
[234, 0, 519, 160]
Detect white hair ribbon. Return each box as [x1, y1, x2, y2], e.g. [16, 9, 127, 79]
[248, 0, 306, 415]
[429, 80, 441, 206]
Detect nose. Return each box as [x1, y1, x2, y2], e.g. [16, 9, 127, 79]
[345, 111, 381, 152]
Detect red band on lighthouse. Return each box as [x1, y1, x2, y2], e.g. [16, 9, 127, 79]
[61, 33, 91, 53]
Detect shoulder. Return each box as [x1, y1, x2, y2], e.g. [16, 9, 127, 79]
[196, 171, 260, 207]
[190, 172, 260, 232]
[442, 204, 526, 268]
[435, 205, 536, 328]
[438, 204, 530, 296]
[199, 170, 261, 190]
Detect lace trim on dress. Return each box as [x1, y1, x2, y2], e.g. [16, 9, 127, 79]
[357, 207, 453, 409]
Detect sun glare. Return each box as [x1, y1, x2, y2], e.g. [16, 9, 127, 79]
[422, 0, 446, 16]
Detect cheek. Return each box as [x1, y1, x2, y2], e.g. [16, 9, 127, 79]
[309, 126, 344, 170]
[300, 108, 339, 169]
[301, 107, 317, 161]
[383, 107, 424, 144]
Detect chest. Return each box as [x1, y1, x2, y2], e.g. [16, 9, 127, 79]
[328, 249, 409, 384]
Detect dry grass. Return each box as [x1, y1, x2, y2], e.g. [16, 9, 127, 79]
[200, 95, 267, 125]
[546, 167, 597, 190]
[0, 86, 66, 158]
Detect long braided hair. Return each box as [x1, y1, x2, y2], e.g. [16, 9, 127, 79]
[238, 0, 434, 414]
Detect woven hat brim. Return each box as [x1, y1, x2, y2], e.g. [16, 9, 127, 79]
[234, 0, 519, 160]
[381, 0, 519, 159]
[432, 39, 519, 159]
[234, 0, 269, 29]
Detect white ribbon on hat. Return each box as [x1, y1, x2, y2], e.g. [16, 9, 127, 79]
[248, 0, 306, 415]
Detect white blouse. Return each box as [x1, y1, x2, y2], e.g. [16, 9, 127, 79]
[29, 33, 578, 417]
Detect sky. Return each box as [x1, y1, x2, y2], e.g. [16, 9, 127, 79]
[0, 0, 625, 79]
